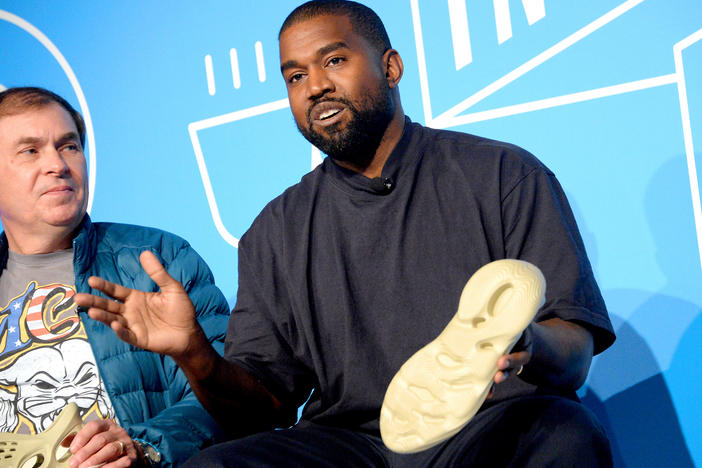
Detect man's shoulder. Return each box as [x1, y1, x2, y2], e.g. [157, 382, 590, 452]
[91, 221, 191, 253]
[252, 164, 325, 221]
[237, 163, 327, 252]
[413, 122, 546, 172]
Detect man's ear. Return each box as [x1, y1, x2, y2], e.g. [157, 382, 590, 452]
[383, 49, 403, 89]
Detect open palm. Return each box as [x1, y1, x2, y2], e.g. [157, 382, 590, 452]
[74, 251, 202, 358]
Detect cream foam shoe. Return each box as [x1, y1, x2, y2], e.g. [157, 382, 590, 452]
[0, 403, 82, 468]
[380, 259, 545, 453]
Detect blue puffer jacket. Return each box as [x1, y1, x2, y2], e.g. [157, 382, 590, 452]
[1, 215, 230, 466]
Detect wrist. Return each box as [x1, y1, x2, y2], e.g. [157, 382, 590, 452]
[173, 328, 220, 381]
[513, 324, 534, 356]
[134, 439, 161, 468]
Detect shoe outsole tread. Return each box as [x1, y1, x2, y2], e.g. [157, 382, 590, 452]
[380, 259, 546, 453]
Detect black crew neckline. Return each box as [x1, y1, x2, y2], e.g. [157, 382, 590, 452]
[323, 116, 419, 197]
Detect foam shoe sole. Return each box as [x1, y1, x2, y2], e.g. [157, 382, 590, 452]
[0, 402, 82, 468]
[379, 259, 546, 453]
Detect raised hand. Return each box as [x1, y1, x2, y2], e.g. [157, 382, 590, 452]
[74, 250, 205, 359]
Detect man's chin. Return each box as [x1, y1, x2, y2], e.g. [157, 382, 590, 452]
[44, 208, 86, 229]
[303, 132, 344, 156]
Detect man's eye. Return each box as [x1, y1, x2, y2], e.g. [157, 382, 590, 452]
[289, 73, 304, 84]
[327, 57, 344, 66]
[62, 144, 80, 152]
[20, 148, 38, 155]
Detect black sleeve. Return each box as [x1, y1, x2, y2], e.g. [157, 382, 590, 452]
[502, 166, 615, 354]
[224, 226, 315, 413]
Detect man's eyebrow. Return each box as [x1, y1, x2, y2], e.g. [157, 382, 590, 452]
[14, 132, 80, 147]
[280, 59, 301, 74]
[317, 41, 348, 58]
[14, 136, 43, 146]
[280, 41, 350, 73]
[56, 132, 81, 146]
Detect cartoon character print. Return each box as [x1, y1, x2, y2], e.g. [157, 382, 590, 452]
[0, 282, 114, 434]
[0, 338, 114, 433]
[0, 281, 81, 368]
[0, 386, 18, 432]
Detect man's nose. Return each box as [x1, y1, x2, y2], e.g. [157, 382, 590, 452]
[44, 148, 70, 175]
[307, 67, 334, 99]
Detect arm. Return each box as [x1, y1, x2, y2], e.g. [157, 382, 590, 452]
[166, 322, 293, 438]
[494, 160, 613, 391]
[74, 251, 292, 440]
[495, 318, 594, 390]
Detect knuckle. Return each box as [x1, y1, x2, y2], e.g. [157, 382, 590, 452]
[95, 432, 111, 447]
[82, 420, 100, 431]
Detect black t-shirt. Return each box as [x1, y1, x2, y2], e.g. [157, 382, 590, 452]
[226, 118, 615, 432]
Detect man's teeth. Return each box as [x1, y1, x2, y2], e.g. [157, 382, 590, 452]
[320, 109, 340, 119]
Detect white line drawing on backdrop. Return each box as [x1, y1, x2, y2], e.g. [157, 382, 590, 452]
[0, 10, 97, 212]
[255, 41, 266, 83]
[674, 29, 702, 270]
[493, 0, 546, 45]
[413, 0, 646, 127]
[205, 54, 216, 95]
[448, 0, 546, 70]
[230, 48, 242, 89]
[447, 0, 472, 69]
[412, 0, 702, 268]
[188, 99, 289, 248]
[189, 1, 699, 260]
[204, 41, 268, 94]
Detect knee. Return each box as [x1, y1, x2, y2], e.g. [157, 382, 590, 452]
[182, 443, 236, 468]
[530, 398, 613, 467]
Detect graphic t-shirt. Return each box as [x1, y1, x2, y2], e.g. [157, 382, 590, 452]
[0, 249, 115, 434]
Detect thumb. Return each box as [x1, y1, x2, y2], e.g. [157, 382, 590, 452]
[139, 251, 182, 292]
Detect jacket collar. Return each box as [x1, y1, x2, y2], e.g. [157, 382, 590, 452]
[0, 214, 95, 274]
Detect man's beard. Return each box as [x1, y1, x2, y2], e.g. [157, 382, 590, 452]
[297, 84, 394, 170]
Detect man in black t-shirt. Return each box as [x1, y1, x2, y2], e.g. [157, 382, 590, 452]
[76, 1, 615, 466]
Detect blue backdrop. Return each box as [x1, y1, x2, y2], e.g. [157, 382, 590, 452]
[1, 1, 700, 465]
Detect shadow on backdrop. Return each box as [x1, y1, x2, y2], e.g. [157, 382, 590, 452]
[570, 154, 699, 467]
[582, 318, 694, 468]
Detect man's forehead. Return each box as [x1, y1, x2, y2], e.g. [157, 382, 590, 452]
[0, 104, 78, 143]
[279, 14, 373, 67]
[280, 14, 357, 48]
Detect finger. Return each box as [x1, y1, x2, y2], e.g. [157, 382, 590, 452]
[494, 370, 508, 384]
[70, 421, 134, 468]
[86, 307, 123, 327]
[70, 420, 109, 452]
[507, 352, 529, 372]
[75, 441, 126, 468]
[101, 455, 134, 468]
[498, 351, 529, 371]
[85, 308, 138, 345]
[74, 293, 123, 314]
[83, 305, 140, 348]
[111, 321, 138, 346]
[85, 276, 133, 302]
[139, 251, 182, 292]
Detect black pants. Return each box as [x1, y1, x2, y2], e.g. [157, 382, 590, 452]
[185, 396, 613, 467]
